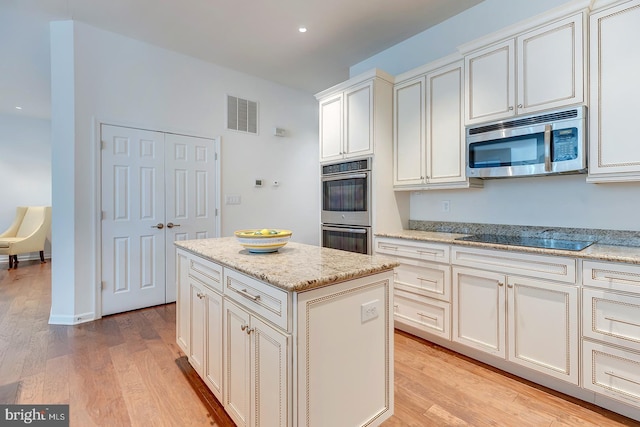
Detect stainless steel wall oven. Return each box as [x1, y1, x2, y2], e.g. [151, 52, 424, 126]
[321, 158, 372, 254]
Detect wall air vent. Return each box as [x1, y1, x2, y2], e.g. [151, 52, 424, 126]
[227, 95, 258, 135]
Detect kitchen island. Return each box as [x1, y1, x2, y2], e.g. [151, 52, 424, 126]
[175, 237, 398, 427]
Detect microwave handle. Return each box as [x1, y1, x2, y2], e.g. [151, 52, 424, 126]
[544, 124, 552, 172]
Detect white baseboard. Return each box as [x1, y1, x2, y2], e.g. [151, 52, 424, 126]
[48, 311, 95, 325]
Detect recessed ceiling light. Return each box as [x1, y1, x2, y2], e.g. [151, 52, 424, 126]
[15, 106, 22, 110]
[298, 27, 307, 33]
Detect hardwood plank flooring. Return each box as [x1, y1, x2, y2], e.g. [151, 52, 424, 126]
[0, 261, 638, 426]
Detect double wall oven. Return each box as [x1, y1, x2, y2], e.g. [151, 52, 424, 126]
[321, 158, 372, 254]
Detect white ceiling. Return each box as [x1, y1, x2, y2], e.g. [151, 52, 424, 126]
[0, 0, 484, 119]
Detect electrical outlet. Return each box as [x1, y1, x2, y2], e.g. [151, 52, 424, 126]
[441, 200, 450, 213]
[361, 300, 380, 322]
[225, 194, 241, 205]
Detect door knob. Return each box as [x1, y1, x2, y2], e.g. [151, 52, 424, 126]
[167, 222, 181, 228]
[151, 223, 164, 229]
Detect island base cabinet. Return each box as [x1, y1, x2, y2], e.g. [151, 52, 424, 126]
[224, 298, 291, 427]
[296, 271, 394, 427]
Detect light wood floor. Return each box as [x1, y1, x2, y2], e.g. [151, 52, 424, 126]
[1, 261, 638, 426]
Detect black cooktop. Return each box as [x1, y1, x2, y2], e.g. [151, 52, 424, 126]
[455, 234, 594, 251]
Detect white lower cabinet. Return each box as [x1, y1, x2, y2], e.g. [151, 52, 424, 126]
[376, 237, 452, 340]
[176, 249, 224, 402]
[223, 298, 291, 427]
[177, 247, 394, 426]
[451, 250, 579, 385]
[582, 260, 640, 411]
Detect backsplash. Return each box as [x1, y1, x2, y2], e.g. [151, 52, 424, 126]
[409, 220, 640, 247]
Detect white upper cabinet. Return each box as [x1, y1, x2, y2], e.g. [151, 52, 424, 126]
[464, 12, 585, 125]
[588, 0, 640, 182]
[316, 69, 393, 163]
[394, 58, 481, 190]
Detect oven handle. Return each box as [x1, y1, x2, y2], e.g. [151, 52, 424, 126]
[321, 173, 368, 182]
[322, 226, 368, 234]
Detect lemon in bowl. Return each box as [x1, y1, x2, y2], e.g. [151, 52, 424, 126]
[234, 229, 293, 253]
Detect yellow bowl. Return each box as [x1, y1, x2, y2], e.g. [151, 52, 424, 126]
[234, 229, 293, 253]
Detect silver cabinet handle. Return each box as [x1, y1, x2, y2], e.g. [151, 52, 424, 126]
[518, 104, 523, 108]
[245, 327, 254, 335]
[151, 223, 164, 229]
[237, 288, 261, 302]
[167, 222, 181, 228]
[605, 371, 640, 386]
[604, 316, 640, 328]
[196, 292, 204, 299]
[417, 312, 438, 323]
[544, 124, 552, 172]
[509, 106, 514, 111]
[241, 324, 248, 331]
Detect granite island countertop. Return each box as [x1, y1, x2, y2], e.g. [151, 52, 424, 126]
[376, 229, 640, 265]
[175, 237, 399, 292]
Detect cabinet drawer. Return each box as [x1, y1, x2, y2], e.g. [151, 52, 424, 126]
[393, 288, 450, 340]
[394, 262, 451, 302]
[376, 237, 450, 263]
[583, 260, 640, 295]
[224, 269, 290, 331]
[583, 340, 640, 409]
[451, 245, 576, 283]
[189, 256, 223, 294]
[583, 288, 640, 353]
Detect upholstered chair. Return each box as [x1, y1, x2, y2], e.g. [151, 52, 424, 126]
[0, 206, 52, 269]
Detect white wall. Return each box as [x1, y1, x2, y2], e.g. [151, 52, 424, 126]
[50, 20, 319, 324]
[350, 0, 640, 232]
[0, 113, 52, 263]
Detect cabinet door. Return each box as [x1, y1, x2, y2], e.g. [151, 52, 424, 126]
[189, 279, 206, 377]
[344, 80, 373, 158]
[452, 267, 506, 357]
[465, 39, 515, 124]
[426, 61, 465, 184]
[517, 14, 584, 115]
[588, 1, 640, 180]
[319, 93, 343, 162]
[204, 287, 224, 401]
[224, 299, 251, 427]
[176, 250, 190, 354]
[507, 276, 579, 384]
[394, 76, 425, 186]
[250, 316, 291, 427]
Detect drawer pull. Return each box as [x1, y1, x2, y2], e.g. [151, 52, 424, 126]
[605, 371, 640, 386]
[380, 245, 398, 250]
[196, 292, 205, 299]
[604, 316, 640, 328]
[602, 275, 640, 285]
[417, 312, 438, 323]
[237, 288, 261, 302]
[417, 250, 439, 256]
[417, 277, 438, 284]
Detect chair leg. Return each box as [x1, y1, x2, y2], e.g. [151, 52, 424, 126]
[8, 255, 13, 269]
[40, 251, 46, 263]
[13, 255, 18, 269]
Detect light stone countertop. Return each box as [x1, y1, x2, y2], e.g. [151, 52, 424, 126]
[175, 237, 399, 292]
[375, 230, 640, 265]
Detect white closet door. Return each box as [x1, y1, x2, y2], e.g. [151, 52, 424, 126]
[101, 125, 166, 315]
[101, 125, 219, 316]
[164, 133, 218, 302]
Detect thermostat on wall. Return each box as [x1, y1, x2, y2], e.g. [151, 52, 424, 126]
[274, 127, 286, 137]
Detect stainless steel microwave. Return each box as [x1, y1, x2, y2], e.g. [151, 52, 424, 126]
[466, 106, 587, 179]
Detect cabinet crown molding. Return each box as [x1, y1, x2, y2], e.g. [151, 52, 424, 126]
[315, 68, 394, 100]
[457, 0, 591, 55]
[394, 52, 463, 84]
